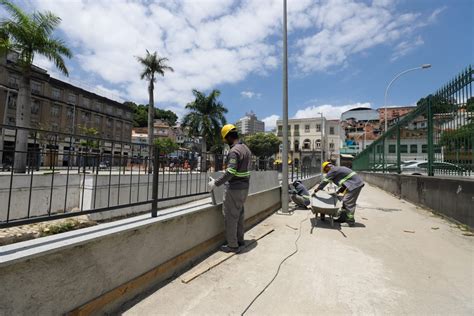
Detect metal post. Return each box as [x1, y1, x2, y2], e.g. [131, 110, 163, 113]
[151, 146, 159, 217]
[427, 96, 434, 176]
[281, 0, 289, 213]
[0, 90, 10, 169]
[396, 125, 401, 174]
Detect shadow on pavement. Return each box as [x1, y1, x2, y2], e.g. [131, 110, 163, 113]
[239, 239, 258, 254]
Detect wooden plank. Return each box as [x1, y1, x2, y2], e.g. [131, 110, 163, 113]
[180, 227, 274, 284]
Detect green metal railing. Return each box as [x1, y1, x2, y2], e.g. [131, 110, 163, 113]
[353, 66, 473, 177]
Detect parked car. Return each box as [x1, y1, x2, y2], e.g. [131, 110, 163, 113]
[401, 161, 466, 176]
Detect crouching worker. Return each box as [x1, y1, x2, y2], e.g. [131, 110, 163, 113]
[208, 124, 252, 253]
[312, 161, 364, 226]
[289, 180, 311, 209]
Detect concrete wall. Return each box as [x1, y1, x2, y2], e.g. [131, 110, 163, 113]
[0, 174, 81, 221]
[0, 186, 281, 315]
[359, 172, 474, 228]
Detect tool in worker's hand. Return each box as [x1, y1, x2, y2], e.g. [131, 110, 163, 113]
[208, 177, 216, 191]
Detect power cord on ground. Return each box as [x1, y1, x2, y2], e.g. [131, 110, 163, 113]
[241, 212, 310, 315]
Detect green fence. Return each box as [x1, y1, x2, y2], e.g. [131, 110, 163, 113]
[353, 66, 473, 177]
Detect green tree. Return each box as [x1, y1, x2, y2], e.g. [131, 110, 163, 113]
[181, 89, 228, 154]
[155, 108, 178, 127]
[244, 132, 281, 158]
[154, 138, 179, 155]
[0, 0, 72, 172]
[136, 50, 174, 157]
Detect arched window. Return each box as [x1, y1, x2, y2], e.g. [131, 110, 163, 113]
[315, 139, 321, 148]
[303, 139, 311, 150]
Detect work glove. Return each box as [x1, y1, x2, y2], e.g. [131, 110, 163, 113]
[208, 177, 216, 191]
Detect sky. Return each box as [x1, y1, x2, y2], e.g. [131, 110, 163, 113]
[9, 0, 474, 130]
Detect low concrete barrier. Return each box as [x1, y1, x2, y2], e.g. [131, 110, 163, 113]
[359, 172, 474, 228]
[0, 174, 319, 315]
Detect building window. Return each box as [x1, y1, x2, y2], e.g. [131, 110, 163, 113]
[117, 109, 123, 116]
[106, 118, 113, 128]
[294, 140, 299, 152]
[400, 145, 408, 153]
[95, 115, 101, 126]
[277, 126, 282, 136]
[7, 116, 15, 125]
[68, 93, 77, 105]
[410, 144, 418, 153]
[31, 81, 42, 94]
[66, 107, 74, 120]
[315, 139, 321, 148]
[81, 111, 91, 122]
[316, 124, 321, 132]
[52, 88, 61, 99]
[94, 102, 102, 112]
[8, 74, 19, 88]
[303, 139, 311, 150]
[329, 127, 335, 135]
[51, 105, 61, 117]
[389, 144, 396, 153]
[7, 94, 16, 109]
[329, 143, 335, 150]
[81, 97, 89, 108]
[125, 111, 132, 119]
[305, 125, 310, 133]
[51, 123, 59, 132]
[31, 99, 41, 115]
[422, 144, 427, 153]
[106, 105, 113, 114]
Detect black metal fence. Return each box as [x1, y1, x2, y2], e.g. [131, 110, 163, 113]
[0, 125, 319, 228]
[353, 66, 473, 177]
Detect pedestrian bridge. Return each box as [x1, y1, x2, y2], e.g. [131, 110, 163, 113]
[0, 173, 472, 315]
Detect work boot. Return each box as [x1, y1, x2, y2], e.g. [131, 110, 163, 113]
[346, 214, 355, 227]
[220, 244, 240, 253]
[334, 212, 347, 223]
[238, 241, 246, 247]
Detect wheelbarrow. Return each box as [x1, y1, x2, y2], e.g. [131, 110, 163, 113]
[310, 191, 342, 227]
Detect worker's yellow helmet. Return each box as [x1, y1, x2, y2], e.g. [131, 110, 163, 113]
[322, 161, 332, 170]
[221, 124, 237, 140]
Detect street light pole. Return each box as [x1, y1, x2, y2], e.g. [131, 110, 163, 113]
[384, 64, 431, 132]
[318, 112, 325, 170]
[281, 0, 289, 213]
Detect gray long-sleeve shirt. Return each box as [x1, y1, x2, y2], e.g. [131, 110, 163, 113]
[317, 166, 364, 192]
[215, 142, 252, 189]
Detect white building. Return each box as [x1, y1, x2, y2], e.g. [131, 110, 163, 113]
[235, 111, 264, 135]
[276, 117, 341, 167]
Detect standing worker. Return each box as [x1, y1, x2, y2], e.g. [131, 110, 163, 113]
[312, 161, 364, 226]
[208, 124, 251, 253]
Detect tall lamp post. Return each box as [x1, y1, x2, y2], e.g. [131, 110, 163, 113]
[384, 64, 431, 132]
[281, 0, 289, 213]
[318, 112, 325, 172]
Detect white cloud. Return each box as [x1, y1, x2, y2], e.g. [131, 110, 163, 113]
[28, 0, 438, 115]
[262, 114, 280, 131]
[293, 102, 372, 120]
[390, 36, 424, 62]
[240, 90, 262, 99]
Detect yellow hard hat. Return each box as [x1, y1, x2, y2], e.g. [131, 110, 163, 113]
[221, 124, 237, 140]
[322, 161, 332, 169]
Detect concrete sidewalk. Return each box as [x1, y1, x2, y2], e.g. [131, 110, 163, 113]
[121, 183, 473, 315]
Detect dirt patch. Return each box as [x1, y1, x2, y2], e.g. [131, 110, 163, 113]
[0, 216, 96, 246]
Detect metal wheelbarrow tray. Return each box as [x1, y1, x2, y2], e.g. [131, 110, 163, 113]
[310, 191, 341, 227]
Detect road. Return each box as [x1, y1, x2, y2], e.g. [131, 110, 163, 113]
[121, 183, 473, 315]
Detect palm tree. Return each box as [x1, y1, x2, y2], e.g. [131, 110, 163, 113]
[182, 89, 227, 170]
[0, 0, 72, 173]
[136, 50, 174, 170]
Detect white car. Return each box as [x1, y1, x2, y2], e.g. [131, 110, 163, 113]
[401, 161, 466, 176]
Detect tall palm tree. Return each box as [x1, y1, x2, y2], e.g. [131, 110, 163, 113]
[182, 89, 228, 169]
[0, 0, 72, 173]
[136, 50, 174, 167]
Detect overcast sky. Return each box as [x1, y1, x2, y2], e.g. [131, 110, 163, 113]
[16, 0, 474, 130]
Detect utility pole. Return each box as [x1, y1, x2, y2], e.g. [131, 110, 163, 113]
[281, 0, 289, 213]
